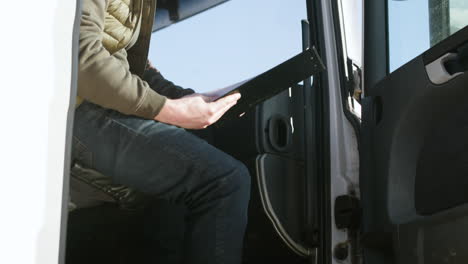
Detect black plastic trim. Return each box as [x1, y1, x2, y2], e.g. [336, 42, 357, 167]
[423, 26, 468, 65]
[153, 0, 230, 32]
[364, 0, 389, 93]
[307, 0, 331, 263]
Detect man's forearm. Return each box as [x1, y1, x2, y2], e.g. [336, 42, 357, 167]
[143, 61, 195, 99]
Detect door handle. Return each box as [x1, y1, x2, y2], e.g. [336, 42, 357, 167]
[267, 114, 292, 152]
[426, 53, 465, 85]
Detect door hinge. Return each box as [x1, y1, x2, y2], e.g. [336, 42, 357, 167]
[346, 58, 363, 104]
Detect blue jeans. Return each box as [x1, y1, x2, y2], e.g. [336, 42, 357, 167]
[72, 101, 251, 264]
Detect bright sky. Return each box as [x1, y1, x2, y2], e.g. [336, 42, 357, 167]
[388, 0, 430, 72]
[148, 0, 307, 93]
[388, 0, 468, 72]
[149, 0, 467, 88]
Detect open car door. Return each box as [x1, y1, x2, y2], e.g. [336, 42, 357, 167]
[361, 0, 468, 262]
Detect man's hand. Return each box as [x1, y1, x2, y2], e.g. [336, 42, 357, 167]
[154, 93, 241, 129]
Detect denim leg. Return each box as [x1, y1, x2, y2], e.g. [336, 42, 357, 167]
[72, 102, 251, 264]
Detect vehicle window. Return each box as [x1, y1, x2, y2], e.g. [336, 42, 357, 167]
[149, 0, 307, 93]
[388, 0, 468, 72]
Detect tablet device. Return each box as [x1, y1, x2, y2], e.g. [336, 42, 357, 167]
[213, 47, 325, 120]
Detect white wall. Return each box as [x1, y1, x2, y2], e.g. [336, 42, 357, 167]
[0, 1, 77, 263]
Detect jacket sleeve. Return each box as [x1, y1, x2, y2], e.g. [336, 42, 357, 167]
[78, 0, 166, 119]
[143, 61, 195, 99]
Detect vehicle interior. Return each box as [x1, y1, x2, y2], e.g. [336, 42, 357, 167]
[66, 0, 322, 263]
[64, 0, 468, 263]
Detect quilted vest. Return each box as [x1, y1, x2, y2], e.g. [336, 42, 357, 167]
[102, 0, 156, 77]
[76, 0, 156, 106]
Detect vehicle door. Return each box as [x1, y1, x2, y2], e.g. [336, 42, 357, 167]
[209, 0, 325, 262]
[361, 0, 468, 263]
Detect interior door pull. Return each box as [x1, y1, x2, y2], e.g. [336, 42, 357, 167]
[425, 53, 464, 85]
[267, 114, 292, 152]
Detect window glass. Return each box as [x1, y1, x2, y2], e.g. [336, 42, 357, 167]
[388, 0, 468, 72]
[149, 0, 307, 93]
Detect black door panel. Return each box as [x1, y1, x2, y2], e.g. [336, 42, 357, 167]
[256, 154, 308, 256]
[212, 84, 311, 262]
[397, 211, 468, 264]
[257, 84, 306, 160]
[361, 26, 468, 263]
[415, 99, 468, 215]
[363, 55, 468, 225]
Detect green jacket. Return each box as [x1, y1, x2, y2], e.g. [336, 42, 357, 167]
[78, 0, 192, 119]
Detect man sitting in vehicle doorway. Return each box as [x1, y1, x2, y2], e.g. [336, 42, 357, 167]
[74, 0, 251, 263]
